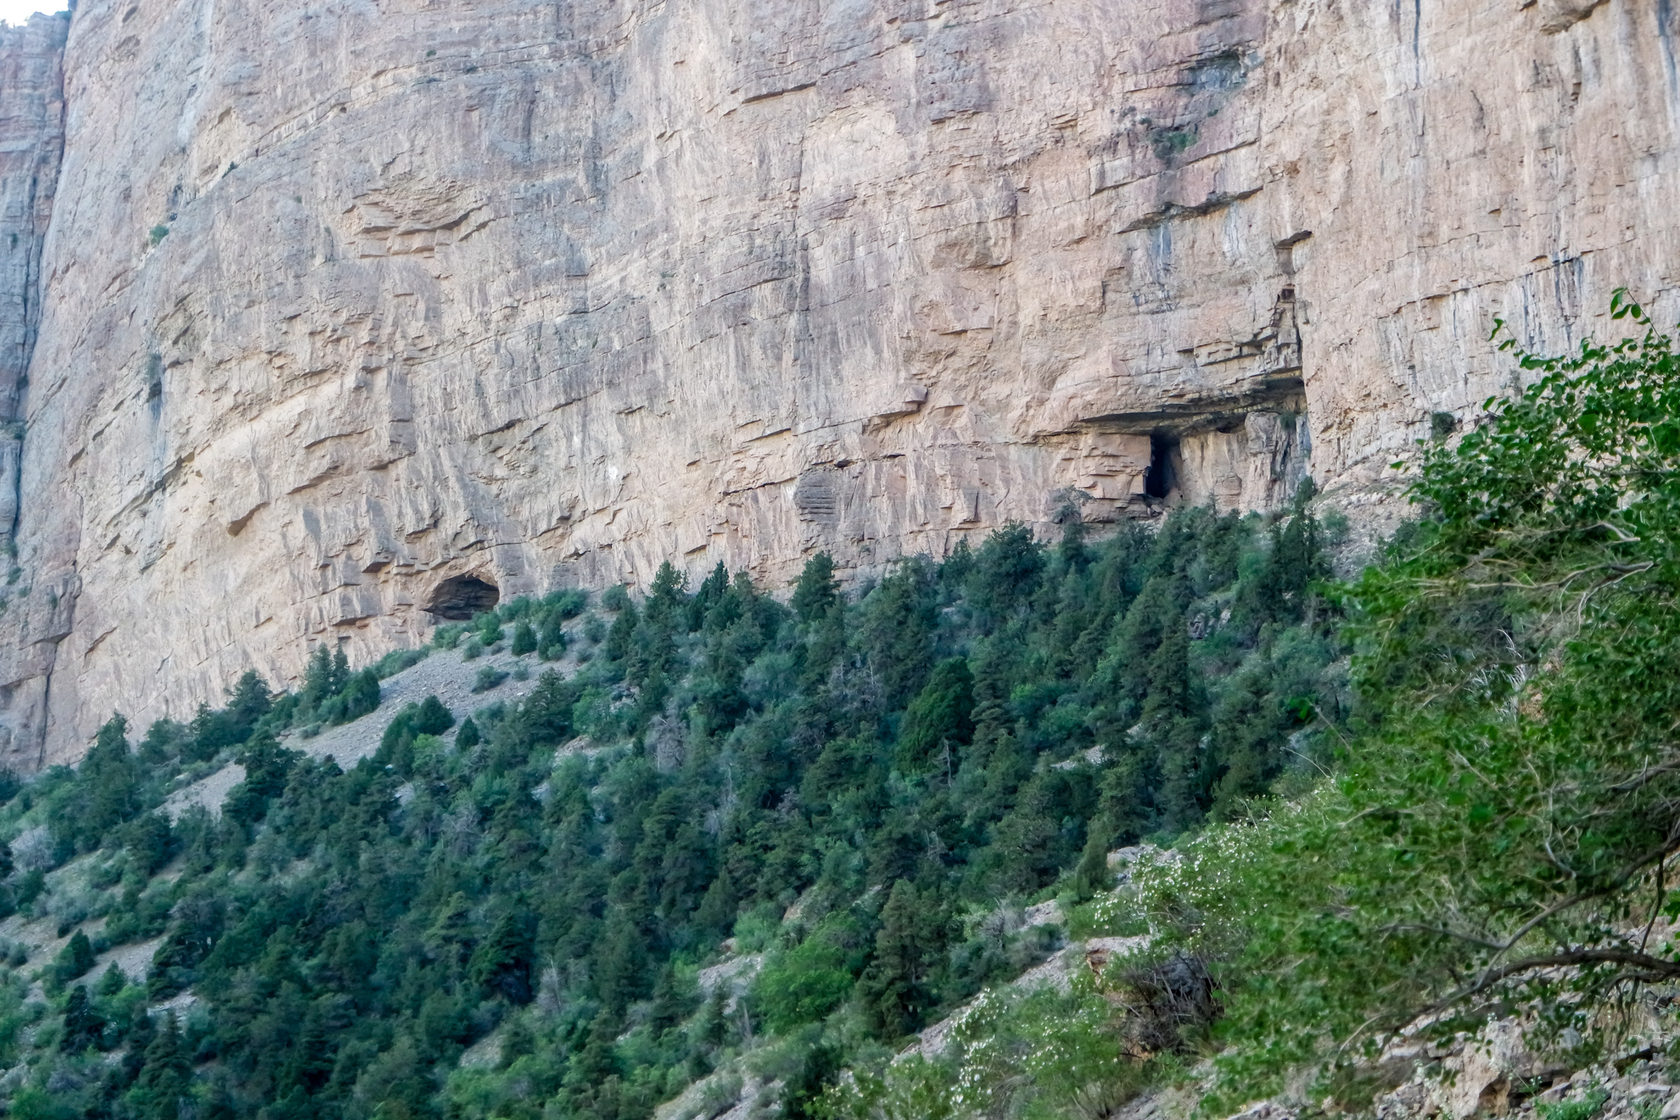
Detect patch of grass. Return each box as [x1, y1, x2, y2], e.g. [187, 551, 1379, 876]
[1538, 1088, 1609, 1120]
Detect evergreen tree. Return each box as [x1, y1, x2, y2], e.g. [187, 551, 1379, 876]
[1072, 824, 1111, 902]
[226, 670, 272, 737]
[59, 984, 104, 1053]
[413, 695, 454, 737]
[468, 909, 536, 1005]
[96, 962, 126, 998]
[968, 522, 1046, 626]
[792, 552, 840, 623]
[511, 620, 538, 656]
[120, 1003, 155, 1085]
[302, 645, 339, 710]
[124, 812, 175, 877]
[71, 714, 139, 851]
[538, 610, 568, 660]
[187, 702, 242, 762]
[53, 928, 96, 987]
[857, 560, 938, 706]
[858, 880, 942, 1037]
[895, 657, 975, 775]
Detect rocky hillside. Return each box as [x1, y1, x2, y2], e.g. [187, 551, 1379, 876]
[1, 0, 1678, 767]
[0, 508, 1347, 1118]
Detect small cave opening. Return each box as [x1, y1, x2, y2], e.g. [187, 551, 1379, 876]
[1145, 432, 1178, 500]
[425, 574, 500, 621]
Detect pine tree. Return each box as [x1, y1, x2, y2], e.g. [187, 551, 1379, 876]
[691, 561, 732, 630]
[858, 879, 941, 1037]
[226, 670, 273, 737]
[59, 983, 104, 1052]
[644, 561, 688, 632]
[301, 645, 337, 711]
[594, 910, 650, 1015]
[469, 909, 536, 1004]
[55, 928, 97, 987]
[1143, 618, 1209, 832]
[96, 962, 126, 1000]
[120, 1003, 155, 1085]
[792, 552, 840, 623]
[72, 714, 139, 851]
[413, 694, 454, 736]
[511, 619, 538, 656]
[334, 667, 382, 722]
[969, 522, 1046, 627]
[1072, 824, 1111, 901]
[330, 646, 352, 693]
[125, 812, 175, 877]
[563, 1011, 626, 1114]
[858, 560, 938, 706]
[895, 657, 975, 775]
[538, 609, 568, 660]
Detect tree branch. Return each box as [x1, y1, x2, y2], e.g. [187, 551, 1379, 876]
[1444, 948, 1680, 1010]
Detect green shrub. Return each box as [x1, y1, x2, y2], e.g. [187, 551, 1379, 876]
[511, 621, 537, 656]
[755, 935, 857, 1032]
[1539, 1089, 1609, 1120]
[48, 931, 95, 990]
[1137, 295, 1680, 1106]
[373, 648, 428, 678]
[471, 666, 509, 694]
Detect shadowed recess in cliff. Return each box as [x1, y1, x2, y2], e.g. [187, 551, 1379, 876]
[425, 574, 499, 620]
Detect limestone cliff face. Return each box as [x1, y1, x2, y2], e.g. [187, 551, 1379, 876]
[0, 0, 1674, 766]
[0, 12, 67, 769]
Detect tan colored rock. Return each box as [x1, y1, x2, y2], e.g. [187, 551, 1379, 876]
[0, 0, 1675, 766]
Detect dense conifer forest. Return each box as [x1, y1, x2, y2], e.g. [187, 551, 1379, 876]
[0, 499, 1343, 1119]
[11, 300, 1677, 1119]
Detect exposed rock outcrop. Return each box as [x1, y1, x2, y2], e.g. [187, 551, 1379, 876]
[0, 12, 67, 768]
[0, 0, 1676, 765]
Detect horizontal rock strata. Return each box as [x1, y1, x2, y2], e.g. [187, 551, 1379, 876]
[0, 0, 1676, 765]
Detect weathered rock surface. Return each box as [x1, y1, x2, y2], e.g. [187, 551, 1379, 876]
[0, 12, 66, 770]
[0, 0, 1676, 765]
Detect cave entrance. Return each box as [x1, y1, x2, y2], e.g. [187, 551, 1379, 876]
[425, 574, 500, 621]
[1145, 432, 1178, 500]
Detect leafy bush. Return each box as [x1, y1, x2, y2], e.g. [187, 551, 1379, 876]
[823, 979, 1145, 1120]
[511, 620, 538, 656]
[472, 665, 510, 693]
[1539, 1089, 1610, 1120]
[372, 647, 428, 678]
[1137, 295, 1680, 1106]
[754, 930, 859, 1032]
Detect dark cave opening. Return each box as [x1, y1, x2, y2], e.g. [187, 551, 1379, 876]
[425, 574, 500, 621]
[1145, 432, 1178, 499]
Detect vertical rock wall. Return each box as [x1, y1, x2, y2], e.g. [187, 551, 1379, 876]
[1266, 0, 1680, 515]
[0, 0, 1676, 765]
[0, 13, 66, 768]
